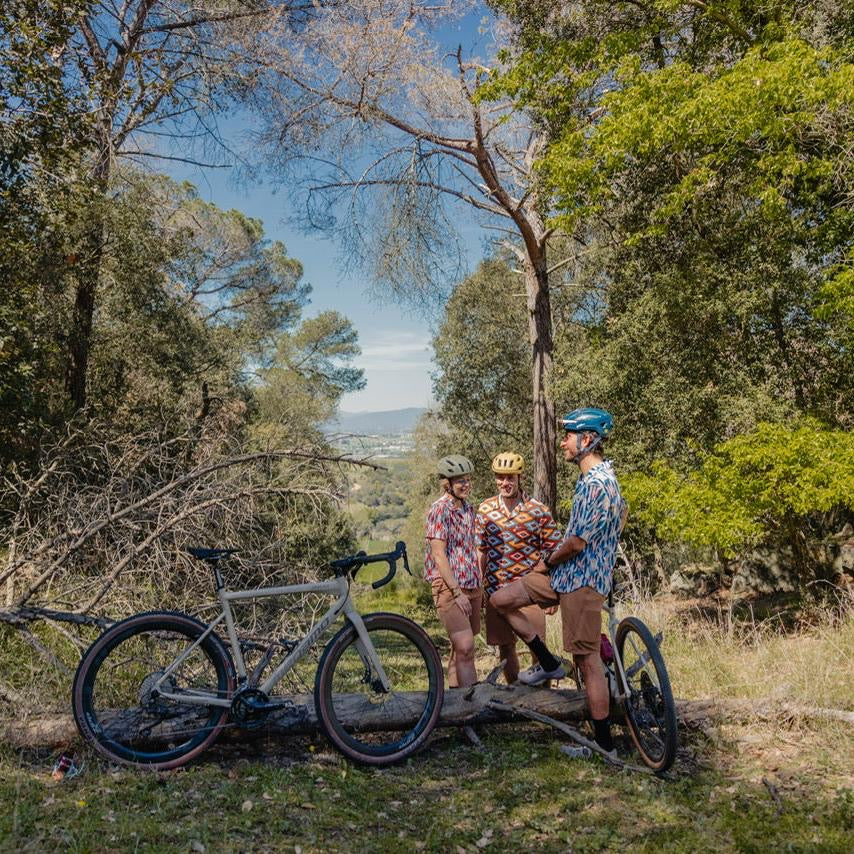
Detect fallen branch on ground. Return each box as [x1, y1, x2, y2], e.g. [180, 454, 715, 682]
[676, 698, 854, 727]
[5, 688, 849, 752]
[488, 698, 655, 776]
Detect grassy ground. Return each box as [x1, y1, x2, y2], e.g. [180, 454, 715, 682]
[1, 581, 852, 852]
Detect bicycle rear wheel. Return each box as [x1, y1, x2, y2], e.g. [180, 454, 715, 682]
[615, 616, 678, 772]
[314, 612, 443, 765]
[72, 611, 235, 770]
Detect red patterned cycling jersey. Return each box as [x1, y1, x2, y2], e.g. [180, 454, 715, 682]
[424, 493, 480, 589]
[476, 494, 561, 595]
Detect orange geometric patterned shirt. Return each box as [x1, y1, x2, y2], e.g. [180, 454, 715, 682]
[476, 494, 561, 595]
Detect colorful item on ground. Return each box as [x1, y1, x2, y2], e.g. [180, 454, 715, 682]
[424, 493, 480, 588]
[476, 494, 561, 595]
[550, 461, 626, 596]
[51, 753, 83, 781]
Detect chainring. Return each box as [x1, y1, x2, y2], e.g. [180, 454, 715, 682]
[230, 687, 271, 729]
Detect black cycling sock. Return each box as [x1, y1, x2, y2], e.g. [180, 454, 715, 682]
[593, 716, 613, 752]
[525, 636, 561, 672]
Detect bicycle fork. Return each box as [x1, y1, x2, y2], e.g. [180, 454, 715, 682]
[341, 601, 392, 692]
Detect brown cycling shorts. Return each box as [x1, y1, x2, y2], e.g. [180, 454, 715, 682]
[431, 580, 482, 638]
[521, 573, 604, 655]
[484, 597, 545, 647]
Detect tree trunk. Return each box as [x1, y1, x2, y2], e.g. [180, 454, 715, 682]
[65, 152, 109, 412]
[524, 255, 557, 511]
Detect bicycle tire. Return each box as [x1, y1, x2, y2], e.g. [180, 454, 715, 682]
[314, 612, 443, 765]
[72, 611, 235, 770]
[615, 616, 678, 772]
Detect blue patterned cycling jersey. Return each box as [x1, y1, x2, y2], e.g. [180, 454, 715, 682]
[550, 461, 626, 596]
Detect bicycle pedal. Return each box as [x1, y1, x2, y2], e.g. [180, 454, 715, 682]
[261, 699, 297, 712]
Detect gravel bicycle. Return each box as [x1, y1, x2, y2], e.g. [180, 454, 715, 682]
[72, 541, 443, 770]
[600, 576, 678, 771]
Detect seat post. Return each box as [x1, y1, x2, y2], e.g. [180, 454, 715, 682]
[211, 563, 224, 591]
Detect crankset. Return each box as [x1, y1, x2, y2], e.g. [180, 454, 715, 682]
[230, 687, 298, 729]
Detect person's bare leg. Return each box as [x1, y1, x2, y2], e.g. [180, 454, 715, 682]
[576, 651, 613, 750]
[498, 642, 519, 684]
[447, 646, 458, 688]
[489, 581, 540, 641]
[449, 628, 477, 688]
[490, 583, 563, 682]
[576, 653, 609, 718]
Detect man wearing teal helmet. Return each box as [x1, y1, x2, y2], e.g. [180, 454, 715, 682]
[490, 407, 627, 752]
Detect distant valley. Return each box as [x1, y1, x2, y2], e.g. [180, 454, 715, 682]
[327, 407, 427, 435]
[325, 407, 428, 457]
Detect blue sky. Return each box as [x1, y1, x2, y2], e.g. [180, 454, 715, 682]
[166, 5, 494, 413]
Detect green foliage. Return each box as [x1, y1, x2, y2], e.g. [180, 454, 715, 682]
[469, 3, 854, 587]
[430, 257, 533, 486]
[0, 2, 96, 464]
[0, 1, 91, 180]
[623, 420, 854, 559]
[346, 460, 410, 538]
[252, 310, 365, 440]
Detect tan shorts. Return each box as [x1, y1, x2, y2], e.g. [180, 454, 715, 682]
[521, 574, 604, 655]
[484, 598, 545, 647]
[431, 580, 482, 638]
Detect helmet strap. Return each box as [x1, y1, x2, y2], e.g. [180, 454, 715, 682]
[568, 432, 603, 465]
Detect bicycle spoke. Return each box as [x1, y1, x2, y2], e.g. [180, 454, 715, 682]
[616, 617, 678, 771]
[316, 614, 442, 763]
[73, 615, 232, 768]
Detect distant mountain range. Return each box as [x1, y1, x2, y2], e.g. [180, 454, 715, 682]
[326, 407, 427, 435]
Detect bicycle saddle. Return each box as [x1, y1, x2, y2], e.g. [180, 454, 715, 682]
[187, 547, 239, 563]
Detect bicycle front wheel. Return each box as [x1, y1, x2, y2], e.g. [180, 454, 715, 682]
[314, 612, 443, 765]
[72, 611, 235, 770]
[615, 616, 678, 772]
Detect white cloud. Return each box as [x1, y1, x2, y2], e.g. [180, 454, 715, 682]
[342, 332, 435, 411]
[355, 331, 433, 371]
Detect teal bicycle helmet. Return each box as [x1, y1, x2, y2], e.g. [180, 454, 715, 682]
[561, 408, 614, 437]
[561, 408, 613, 462]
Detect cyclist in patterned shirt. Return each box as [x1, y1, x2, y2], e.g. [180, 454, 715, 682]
[476, 452, 561, 684]
[425, 455, 481, 688]
[490, 409, 627, 752]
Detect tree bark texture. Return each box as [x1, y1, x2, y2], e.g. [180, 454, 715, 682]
[7, 693, 851, 752]
[65, 156, 109, 412]
[524, 255, 557, 512]
[2, 683, 597, 749]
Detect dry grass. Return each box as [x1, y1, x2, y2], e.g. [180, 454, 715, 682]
[627, 594, 854, 710]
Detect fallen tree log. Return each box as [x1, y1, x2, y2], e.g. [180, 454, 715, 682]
[2, 682, 598, 750]
[5, 691, 850, 751]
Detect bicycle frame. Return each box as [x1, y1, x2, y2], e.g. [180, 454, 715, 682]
[152, 573, 391, 708]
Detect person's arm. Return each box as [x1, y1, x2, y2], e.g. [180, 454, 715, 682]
[533, 506, 564, 573]
[533, 484, 603, 572]
[429, 538, 472, 616]
[534, 534, 586, 574]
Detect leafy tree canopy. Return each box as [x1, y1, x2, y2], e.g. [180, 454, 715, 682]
[622, 420, 854, 569]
